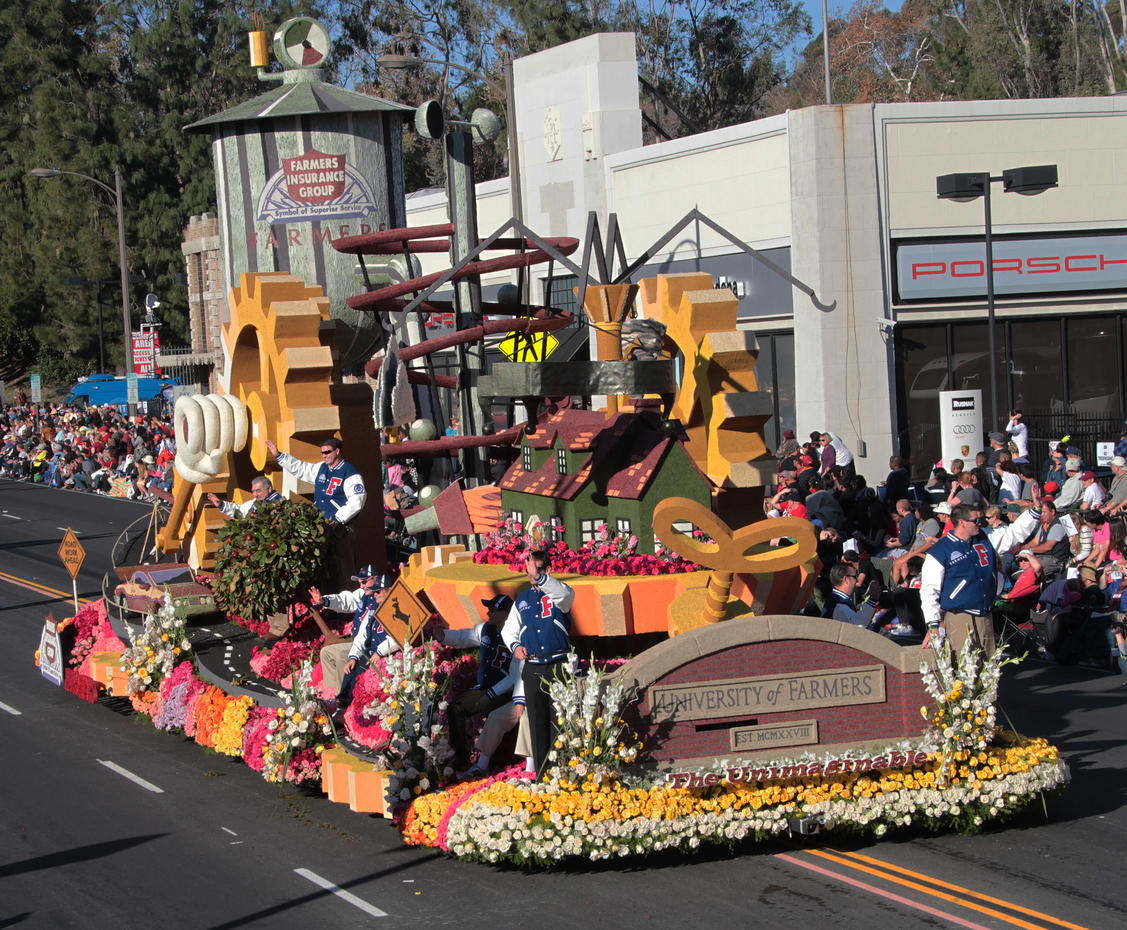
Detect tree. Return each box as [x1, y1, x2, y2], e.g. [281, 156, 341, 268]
[0, 0, 126, 381]
[830, 0, 940, 102]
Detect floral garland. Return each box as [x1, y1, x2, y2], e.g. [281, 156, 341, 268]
[398, 764, 526, 849]
[214, 695, 256, 756]
[153, 661, 197, 732]
[472, 518, 700, 577]
[261, 658, 333, 784]
[545, 654, 639, 783]
[193, 685, 229, 749]
[242, 706, 274, 774]
[427, 735, 1067, 865]
[920, 635, 1020, 782]
[120, 596, 191, 694]
[363, 643, 457, 807]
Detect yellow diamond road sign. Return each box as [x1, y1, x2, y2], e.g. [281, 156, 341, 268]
[498, 330, 558, 362]
[58, 527, 86, 580]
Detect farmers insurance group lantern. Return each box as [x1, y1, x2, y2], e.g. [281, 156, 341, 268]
[185, 17, 414, 368]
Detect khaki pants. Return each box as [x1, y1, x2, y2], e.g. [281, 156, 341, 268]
[319, 642, 354, 694]
[944, 612, 996, 657]
[477, 701, 524, 758]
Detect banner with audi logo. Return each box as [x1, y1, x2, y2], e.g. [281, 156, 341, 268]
[939, 390, 983, 470]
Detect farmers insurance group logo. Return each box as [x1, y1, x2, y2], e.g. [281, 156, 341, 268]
[256, 148, 377, 224]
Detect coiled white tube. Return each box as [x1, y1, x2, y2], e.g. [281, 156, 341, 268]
[174, 394, 249, 484]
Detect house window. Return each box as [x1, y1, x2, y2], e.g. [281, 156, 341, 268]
[656, 520, 696, 548]
[544, 273, 579, 318]
[580, 519, 599, 544]
[509, 509, 523, 528]
[556, 448, 568, 475]
[522, 446, 532, 471]
[616, 518, 632, 536]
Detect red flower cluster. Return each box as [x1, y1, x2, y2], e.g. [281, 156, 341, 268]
[473, 535, 698, 577]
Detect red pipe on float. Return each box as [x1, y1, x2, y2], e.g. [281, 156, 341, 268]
[346, 238, 579, 310]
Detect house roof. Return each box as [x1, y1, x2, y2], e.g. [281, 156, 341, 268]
[500, 408, 703, 503]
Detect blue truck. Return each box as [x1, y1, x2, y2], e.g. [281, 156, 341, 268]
[65, 374, 183, 415]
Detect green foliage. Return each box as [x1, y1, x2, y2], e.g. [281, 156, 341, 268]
[212, 500, 330, 624]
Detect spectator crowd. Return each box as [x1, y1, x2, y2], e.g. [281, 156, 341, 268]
[0, 401, 176, 502]
[770, 421, 1127, 683]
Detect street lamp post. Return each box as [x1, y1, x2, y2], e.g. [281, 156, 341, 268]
[936, 164, 1058, 430]
[30, 167, 134, 378]
[377, 54, 523, 226]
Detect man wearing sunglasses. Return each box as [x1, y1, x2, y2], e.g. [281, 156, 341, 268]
[265, 436, 367, 526]
[267, 436, 368, 584]
[920, 503, 998, 652]
[821, 562, 881, 628]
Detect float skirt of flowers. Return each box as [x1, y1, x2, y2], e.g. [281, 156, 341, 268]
[399, 734, 1068, 866]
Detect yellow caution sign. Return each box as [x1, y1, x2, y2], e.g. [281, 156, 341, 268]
[498, 330, 558, 362]
[377, 577, 432, 649]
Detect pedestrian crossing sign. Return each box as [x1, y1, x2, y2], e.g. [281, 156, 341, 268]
[498, 330, 558, 362]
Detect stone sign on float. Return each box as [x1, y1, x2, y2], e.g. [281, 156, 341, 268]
[615, 616, 932, 768]
[649, 665, 886, 722]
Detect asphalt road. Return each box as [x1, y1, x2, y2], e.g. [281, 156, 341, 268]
[1, 477, 1125, 928]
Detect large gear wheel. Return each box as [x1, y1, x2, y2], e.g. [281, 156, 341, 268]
[158, 272, 384, 569]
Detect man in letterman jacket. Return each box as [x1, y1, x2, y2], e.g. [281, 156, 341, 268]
[501, 548, 574, 777]
[920, 503, 999, 653]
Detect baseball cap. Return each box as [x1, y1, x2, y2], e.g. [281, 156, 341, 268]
[1042, 481, 1060, 494]
[351, 564, 395, 587]
[988, 431, 1005, 443]
[783, 428, 795, 439]
[1081, 470, 1096, 481]
[481, 594, 514, 613]
[1065, 458, 1082, 472]
[1113, 456, 1127, 468]
[1017, 548, 1034, 559]
[934, 501, 952, 515]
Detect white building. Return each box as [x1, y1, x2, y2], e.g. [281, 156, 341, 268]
[405, 33, 1127, 482]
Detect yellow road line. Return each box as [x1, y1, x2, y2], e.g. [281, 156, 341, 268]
[0, 570, 92, 605]
[834, 849, 1088, 930]
[809, 849, 1086, 930]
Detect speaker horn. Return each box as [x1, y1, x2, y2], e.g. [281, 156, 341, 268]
[415, 100, 445, 139]
[470, 108, 501, 143]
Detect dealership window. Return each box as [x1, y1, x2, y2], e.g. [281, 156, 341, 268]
[898, 313, 1126, 479]
[1009, 318, 1063, 412]
[755, 332, 795, 451]
[1068, 316, 1119, 414]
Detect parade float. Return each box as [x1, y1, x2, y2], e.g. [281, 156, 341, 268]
[36, 18, 1068, 867]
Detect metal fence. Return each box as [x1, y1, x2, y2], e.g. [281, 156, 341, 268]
[1022, 408, 1125, 471]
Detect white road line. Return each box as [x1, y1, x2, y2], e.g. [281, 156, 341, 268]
[97, 759, 165, 794]
[221, 827, 238, 836]
[0, 700, 22, 716]
[56, 526, 69, 531]
[294, 868, 388, 918]
[2, 513, 20, 519]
